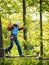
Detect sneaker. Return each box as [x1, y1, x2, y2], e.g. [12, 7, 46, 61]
[5, 52, 9, 57]
[20, 54, 24, 57]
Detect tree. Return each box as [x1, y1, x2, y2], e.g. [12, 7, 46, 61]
[22, 0, 27, 50]
[40, 0, 43, 57]
[39, 0, 43, 65]
[0, 15, 4, 57]
[22, 0, 27, 40]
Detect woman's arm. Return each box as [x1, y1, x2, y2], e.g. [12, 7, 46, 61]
[7, 26, 14, 31]
[18, 27, 23, 30]
[18, 26, 26, 31]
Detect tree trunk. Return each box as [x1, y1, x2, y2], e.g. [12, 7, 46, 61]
[39, 0, 43, 65]
[40, 0, 43, 58]
[22, 0, 27, 50]
[22, 0, 27, 40]
[0, 15, 4, 57]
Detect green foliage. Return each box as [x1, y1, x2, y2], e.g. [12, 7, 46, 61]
[0, 0, 49, 65]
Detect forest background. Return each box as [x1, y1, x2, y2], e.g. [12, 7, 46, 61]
[0, 0, 49, 65]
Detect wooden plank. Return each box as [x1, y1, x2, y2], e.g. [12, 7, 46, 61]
[6, 55, 49, 60]
[39, 58, 49, 60]
[6, 55, 37, 58]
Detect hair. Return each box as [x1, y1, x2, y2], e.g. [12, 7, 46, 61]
[13, 24, 18, 27]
